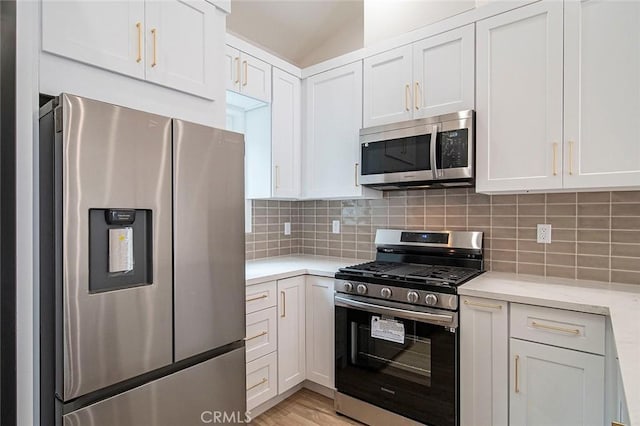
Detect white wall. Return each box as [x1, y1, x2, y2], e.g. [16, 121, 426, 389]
[364, 0, 476, 46]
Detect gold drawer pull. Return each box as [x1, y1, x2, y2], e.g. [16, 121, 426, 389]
[611, 422, 625, 426]
[531, 321, 580, 335]
[515, 355, 520, 393]
[244, 331, 267, 341]
[281, 291, 286, 317]
[246, 294, 268, 302]
[246, 377, 267, 391]
[463, 299, 502, 310]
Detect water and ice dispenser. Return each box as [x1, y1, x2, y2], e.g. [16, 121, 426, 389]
[88, 208, 153, 293]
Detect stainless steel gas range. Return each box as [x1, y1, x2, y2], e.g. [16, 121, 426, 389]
[334, 229, 484, 426]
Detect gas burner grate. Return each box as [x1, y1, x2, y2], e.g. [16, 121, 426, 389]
[339, 261, 403, 275]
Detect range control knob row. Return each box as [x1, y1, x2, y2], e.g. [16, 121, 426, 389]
[406, 291, 419, 303]
[425, 294, 438, 306]
[343, 282, 354, 292]
[380, 287, 392, 299]
[356, 284, 368, 295]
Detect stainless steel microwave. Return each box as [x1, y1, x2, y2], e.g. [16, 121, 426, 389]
[359, 110, 474, 190]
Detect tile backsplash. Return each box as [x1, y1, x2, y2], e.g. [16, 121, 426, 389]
[245, 189, 640, 285]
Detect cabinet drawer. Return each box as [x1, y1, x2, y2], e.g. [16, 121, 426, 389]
[246, 352, 278, 411]
[246, 281, 277, 314]
[245, 307, 277, 362]
[510, 303, 605, 355]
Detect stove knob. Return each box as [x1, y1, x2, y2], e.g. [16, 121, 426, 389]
[380, 287, 392, 299]
[343, 282, 354, 292]
[356, 284, 368, 295]
[407, 291, 419, 303]
[425, 294, 438, 306]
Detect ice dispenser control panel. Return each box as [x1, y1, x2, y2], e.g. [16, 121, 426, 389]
[89, 208, 153, 293]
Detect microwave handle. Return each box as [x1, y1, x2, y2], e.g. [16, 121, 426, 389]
[430, 124, 440, 179]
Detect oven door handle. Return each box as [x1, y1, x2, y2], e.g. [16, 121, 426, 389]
[335, 295, 457, 328]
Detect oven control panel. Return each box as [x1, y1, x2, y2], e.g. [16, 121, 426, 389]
[334, 280, 458, 311]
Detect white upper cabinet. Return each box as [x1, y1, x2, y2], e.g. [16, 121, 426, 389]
[413, 24, 475, 119]
[226, 47, 272, 102]
[363, 45, 413, 127]
[303, 62, 381, 199]
[564, 0, 640, 189]
[272, 69, 302, 199]
[42, 0, 223, 100]
[145, 0, 221, 99]
[476, 1, 564, 193]
[363, 24, 475, 128]
[42, 0, 145, 79]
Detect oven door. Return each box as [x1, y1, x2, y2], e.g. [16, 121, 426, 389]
[434, 115, 474, 181]
[335, 294, 457, 426]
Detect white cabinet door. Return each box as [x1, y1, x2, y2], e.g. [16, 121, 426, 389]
[277, 276, 305, 393]
[225, 45, 241, 92]
[42, 0, 145, 79]
[476, 1, 564, 193]
[510, 338, 605, 426]
[305, 276, 334, 389]
[413, 24, 474, 119]
[303, 62, 380, 199]
[145, 0, 221, 99]
[245, 307, 278, 363]
[460, 297, 508, 426]
[564, 0, 640, 189]
[246, 352, 278, 411]
[272, 69, 301, 199]
[240, 53, 272, 102]
[363, 45, 413, 127]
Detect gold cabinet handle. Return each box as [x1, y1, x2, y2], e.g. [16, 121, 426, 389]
[275, 165, 280, 189]
[246, 294, 268, 302]
[515, 355, 520, 393]
[242, 60, 248, 86]
[415, 82, 420, 110]
[531, 321, 580, 335]
[150, 28, 157, 67]
[463, 299, 502, 310]
[568, 141, 574, 175]
[611, 422, 626, 426]
[234, 56, 240, 84]
[136, 22, 142, 63]
[405, 84, 410, 111]
[246, 377, 267, 391]
[355, 163, 359, 187]
[280, 291, 286, 318]
[552, 142, 558, 176]
[244, 330, 267, 341]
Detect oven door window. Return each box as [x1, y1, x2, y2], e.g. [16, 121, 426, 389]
[436, 128, 469, 169]
[336, 306, 456, 426]
[361, 134, 432, 175]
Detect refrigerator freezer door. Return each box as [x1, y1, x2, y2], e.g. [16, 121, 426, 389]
[60, 94, 173, 400]
[63, 347, 246, 426]
[173, 120, 246, 361]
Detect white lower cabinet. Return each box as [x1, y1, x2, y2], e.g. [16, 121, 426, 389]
[510, 338, 605, 426]
[245, 307, 277, 363]
[305, 276, 334, 388]
[246, 352, 278, 411]
[460, 297, 508, 426]
[277, 276, 306, 393]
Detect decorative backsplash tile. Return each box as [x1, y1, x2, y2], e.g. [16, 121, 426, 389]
[245, 189, 640, 285]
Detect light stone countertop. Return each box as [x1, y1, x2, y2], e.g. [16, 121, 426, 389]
[245, 254, 370, 286]
[459, 272, 640, 425]
[245, 256, 640, 424]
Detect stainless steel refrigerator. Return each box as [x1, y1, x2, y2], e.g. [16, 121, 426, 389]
[39, 94, 246, 425]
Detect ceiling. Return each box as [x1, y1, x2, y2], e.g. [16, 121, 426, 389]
[227, 0, 364, 68]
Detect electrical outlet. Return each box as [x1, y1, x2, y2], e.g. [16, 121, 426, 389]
[332, 220, 341, 234]
[537, 224, 552, 244]
[284, 222, 291, 236]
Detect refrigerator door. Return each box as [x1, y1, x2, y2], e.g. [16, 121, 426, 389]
[63, 346, 246, 426]
[60, 94, 173, 400]
[173, 120, 246, 361]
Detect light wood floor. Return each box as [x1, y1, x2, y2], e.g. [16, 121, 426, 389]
[250, 389, 363, 426]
